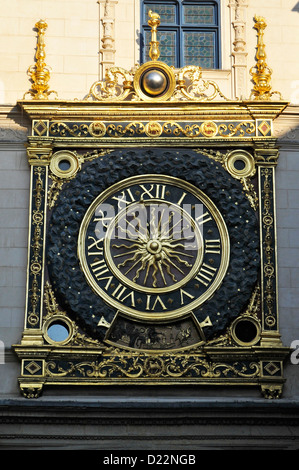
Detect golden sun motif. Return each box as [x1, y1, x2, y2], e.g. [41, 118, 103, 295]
[106, 202, 203, 293]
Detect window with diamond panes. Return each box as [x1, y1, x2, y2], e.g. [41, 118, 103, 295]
[141, 1, 220, 69]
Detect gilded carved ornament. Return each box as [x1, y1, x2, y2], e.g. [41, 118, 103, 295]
[24, 20, 57, 100]
[148, 10, 161, 61]
[250, 15, 282, 101]
[86, 10, 229, 102]
[85, 62, 229, 103]
[43, 282, 101, 347]
[86, 12, 283, 103]
[22, 13, 284, 104]
[47, 148, 113, 208]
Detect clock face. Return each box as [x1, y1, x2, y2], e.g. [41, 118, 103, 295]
[78, 175, 230, 321]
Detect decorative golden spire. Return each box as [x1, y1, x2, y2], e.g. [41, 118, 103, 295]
[24, 20, 57, 100]
[249, 15, 281, 100]
[148, 10, 161, 61]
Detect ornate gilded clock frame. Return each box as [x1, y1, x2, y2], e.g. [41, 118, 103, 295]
[13, 15, 290, 399]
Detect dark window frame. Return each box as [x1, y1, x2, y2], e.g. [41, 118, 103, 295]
[141, 0, 221, 69]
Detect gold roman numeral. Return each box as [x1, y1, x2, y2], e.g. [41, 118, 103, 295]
[195, 263, 217, 287]
[180, 288, 195, 305]
[196, 211, 212, 226]
[111, 283, 135, 307]
[146, 295, 167, 311]
[205, 239, 221, 254]
[87, 236, 104, 255]
[90, 258, 109, 279]
[111, 188, 136, 208]
[139, 184, 166, 200]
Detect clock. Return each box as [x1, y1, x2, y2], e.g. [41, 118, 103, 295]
[47, 148, 259, 349]
[78, 174, 230, 321]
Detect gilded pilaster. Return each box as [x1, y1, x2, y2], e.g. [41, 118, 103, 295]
[21, 144, 52, 346]
[255, 147, 282, 347]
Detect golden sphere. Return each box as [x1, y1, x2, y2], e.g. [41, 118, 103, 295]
[150, 241, 159, 251]
[147, 239, 162, 254]
[142, 70, 167, 96]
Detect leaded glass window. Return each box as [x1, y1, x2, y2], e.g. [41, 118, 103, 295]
[141, 1, 220, 69]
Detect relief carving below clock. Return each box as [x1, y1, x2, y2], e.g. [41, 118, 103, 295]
[47, 148, 260, 348]
[105, 313, 205, 351]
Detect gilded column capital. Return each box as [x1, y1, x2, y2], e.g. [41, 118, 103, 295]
[26, 141, 53, 166]
[254, 147, 280, 166]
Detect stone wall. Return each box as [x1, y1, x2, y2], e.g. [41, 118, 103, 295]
[274, 108, 299, 397]
[246, 0, 299, 104]
[0, 0, 99, 103]
[0, 107, 28, 394]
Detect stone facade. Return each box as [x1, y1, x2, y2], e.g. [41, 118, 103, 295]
[0, 0, 299, 449]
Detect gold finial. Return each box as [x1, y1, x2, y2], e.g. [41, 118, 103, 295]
[148, 10, 161, 61]
[249, 15, 281, 100]
[24, 20, 57, 100]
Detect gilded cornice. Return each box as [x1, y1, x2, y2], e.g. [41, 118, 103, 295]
[17, 99, 288, 123]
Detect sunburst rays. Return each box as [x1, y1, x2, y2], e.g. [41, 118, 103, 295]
[111, 205, 197, 288]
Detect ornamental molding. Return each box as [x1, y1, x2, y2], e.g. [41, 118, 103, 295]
[98, 0, 118, 79]
[228, 0, 249, 100]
